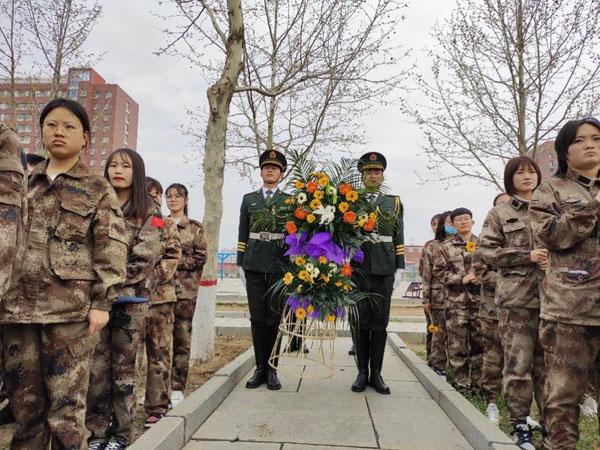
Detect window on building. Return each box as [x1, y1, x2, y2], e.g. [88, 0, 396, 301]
[38, 103, 47, 111]
[101, 148, 108, 155]
[90, 159, 96, 166]
[103, 125, 110, 133]
[94, 103, 100, 110]
[94, 91, 101, 99]
[16, 114, 32, 121]
[90, 148, 97, 155]
[125, 101, 130, 113]
[124, 136, 128, 146]
[104, 102, 110, 110]
[17, 125, 31, 132]
[80, 90, 87, 97]
[0, 114, 11, 121]
[17, 103, 31, 110]
[91, 137, 96, 144]
[103, 113, 110, 122]
[20, 136, 30, 144]
[101, 158, 107, 167]
[92, 126, 98, 133]
[80, 99, 86, 107]
[105, 92, 112, 100]
[102, 137, 109, 144]
[0, 103, 8, 110]
[69, 89, 77, 99]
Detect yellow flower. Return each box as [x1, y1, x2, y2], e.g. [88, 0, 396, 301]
[299, 270, 311, 282]
[309, 198, 322, 210]
[318, 256, 327, 264]
[284, 197, 295, 205]
[307, 304, 314, 314]
[319, 274, 330, 283]
[428, 324, 435, 333]
[343, 284, 352, 292]
[318, 175, 329, 187]
[369, 212, 377, 221]
[306, 214, 316, 224]
[294, 256, 306, 266]
[283, 272, 294, 285]
[335, 280, 343, 287]
[359, 213, 368, 222]
[295, 180, 306, 189]
[466, 241, 476, 252]
[296, 307, 306, 319]
[313, 190, 324, 200]
[326, 314, 335, 322]
[338, 202, 349, 213]
[296, 284, 303, 292]
[357, 219, 365, 227]
[346, 191, 358, 202]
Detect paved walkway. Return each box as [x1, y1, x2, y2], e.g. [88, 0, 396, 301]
[183, 338, 473, 450]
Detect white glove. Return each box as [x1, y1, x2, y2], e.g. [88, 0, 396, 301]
[239, 266, 246, 286]
[393, 268, 404, 291]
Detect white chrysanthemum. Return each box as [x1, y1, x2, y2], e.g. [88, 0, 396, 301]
[297, 193, 307, 204]
[305, 263, 314, 272]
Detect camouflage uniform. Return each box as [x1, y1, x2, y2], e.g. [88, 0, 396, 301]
[0, 158, 127, 449]
[421, 239, 447, 372]
[87, 203, 163, 445]
[529, 169, 600, 449]
[433, 234, 482, 388]
[471, 247, 503, 404]
[172, 216, 207, 391]
[478, 197, 545, 426]
[144, 217, 181, 416]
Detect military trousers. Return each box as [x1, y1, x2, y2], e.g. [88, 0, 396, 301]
[3, 321, 98, 450]
[444, 306, 483, 388]
[428, 308, 447, 371]
[354, 274, 393, 331]
[172, 297, 197, 392]
[497, 307, 545, 425]
[144, 303, 175, 416]
[86, 301, 148, 444]
[244, 270, 284, 327]
[539, 319, 600, 450]
[480, 317, 503, 404]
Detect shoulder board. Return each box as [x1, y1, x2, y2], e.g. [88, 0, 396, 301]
[188, 218, 203, 228]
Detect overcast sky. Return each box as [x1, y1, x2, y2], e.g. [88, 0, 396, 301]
[84, 0, 502, 250]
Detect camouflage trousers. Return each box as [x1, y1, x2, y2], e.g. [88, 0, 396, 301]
[480, 317, 503, 404]
[144, 303, 175, 415]
[428, 308, 447, 371]
[3, 321, 98, 450]
[539, 319, 600, 450]
[86, 301, 148, 444]
[172, 298, 197, 391]
[445, 307, 483, 388]
[497, 307, 545, 425]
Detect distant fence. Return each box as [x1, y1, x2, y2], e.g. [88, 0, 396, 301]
[217, 253, 237, 280]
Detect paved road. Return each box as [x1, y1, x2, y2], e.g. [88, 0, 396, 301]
[183, 337, 473, 450]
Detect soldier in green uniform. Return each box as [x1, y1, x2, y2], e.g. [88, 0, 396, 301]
[237, 150, 290, 390]
[351, 152, 405, 395]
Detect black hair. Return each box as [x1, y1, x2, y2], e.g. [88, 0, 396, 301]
[503, 156, 542, 195]
[39, 98, 91, 135]
[450, 207, 472, 221]
[555, 117, 600, 177]
[166, 183, 189, 216]
[430, 213, 441, 225]
[434, 211, 452, 242]
[104, 148, 152, 220]
[146, 176, 163, 194]
[26, 153, 45, 166]
[493, 193, 509, 206]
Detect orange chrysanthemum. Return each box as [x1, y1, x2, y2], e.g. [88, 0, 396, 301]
[339, 183, 352, 195]
[363, 218, 375, 232]
[341, 265, 353, 277]
[306, 181, 318, 193]
[343, 211, 356, 224]
[295, 207, 308, 220]
[286, 221, 297, 234]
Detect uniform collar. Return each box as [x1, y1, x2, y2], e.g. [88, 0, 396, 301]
[509, 196, 528, 210]
[261, 186, 279, 197]
[31, 157, 88, 182]
[452, 234, 476, 245]
[566, 168, 600, 188]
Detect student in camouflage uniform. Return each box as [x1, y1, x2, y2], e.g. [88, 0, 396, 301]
[421, 211, 451, 376]
[433, 207, 483, 392]
[472, 193, 510, 426]
[529, 117, 600, 450]
[166, 183, 207, 405]
[86, 149, 163, 450]
[0, 99, 128, 450]
[143, 177, 182, 427]
[351, 152, 405, 395]
[479, 157, 547, 450]
[237, 150, 290, 390]
[420, 213, 441, 364]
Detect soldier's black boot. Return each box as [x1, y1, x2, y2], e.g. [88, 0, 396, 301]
[266, 324, 282, 390]
[369, 330, 391, 395]
[348, 325, 357, 355]
[246, 323, 267, 389]
[351, 330, 370, 392]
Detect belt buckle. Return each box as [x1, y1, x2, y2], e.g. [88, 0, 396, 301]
[372, 233, 380, 242]
[259, 231, 270, 241]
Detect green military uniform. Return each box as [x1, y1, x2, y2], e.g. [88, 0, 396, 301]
[237, 150, 290, 390]
[352, 152, 405, 395]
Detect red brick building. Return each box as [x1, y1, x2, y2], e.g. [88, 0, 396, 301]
[0, 67, 139, 173]
[405, 244, 423, 280]
[532, 140, 557, 180]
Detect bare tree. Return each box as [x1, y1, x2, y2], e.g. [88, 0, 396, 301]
[24, 0, 102, 96]
[404, 0, 600, 188]
[160, 0, 408, 180]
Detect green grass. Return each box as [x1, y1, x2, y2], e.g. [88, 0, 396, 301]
[406, 342, 600, 450]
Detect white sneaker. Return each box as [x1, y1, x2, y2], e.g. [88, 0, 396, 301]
[170, 390, 184, 408]
[485, 402, 499, 425]
[581, 395, 598, 418]
[526, 415, 540, 430]
[138, 395, 145, 405]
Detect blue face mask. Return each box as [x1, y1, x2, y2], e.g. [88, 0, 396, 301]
[445, 225, 457, 236]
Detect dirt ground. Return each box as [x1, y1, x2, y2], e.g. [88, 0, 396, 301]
[216, 302, 425, 317]
[0, 334, 252, 448]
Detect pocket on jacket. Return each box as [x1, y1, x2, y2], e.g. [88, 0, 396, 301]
[0, 171, 22, 207]
[501, 221, 530, 247]
[55, 200, 95, 244]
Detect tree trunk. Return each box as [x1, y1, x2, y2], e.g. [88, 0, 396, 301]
[190, 0, 244, 364]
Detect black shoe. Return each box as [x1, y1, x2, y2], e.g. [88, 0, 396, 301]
[0, 403, 14, 425]
[88, 439, 107, 450]
[511, 422, 535, 450]
[351, 369, 369, 392]
[266, 369, 281, 390]
[246, 366, 267, 389]
[348, 343, 356, 355]
[368, 330, 390, 394]
[104, 436, 128, 450]
[369, 370, 391, 395]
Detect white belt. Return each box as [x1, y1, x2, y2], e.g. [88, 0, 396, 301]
[370, 234, 393, 243]
[249, 232, 285, 241]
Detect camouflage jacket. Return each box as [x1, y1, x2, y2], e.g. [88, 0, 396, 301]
[471, 245, 498, 320]
[114, 202, 164, 302]
[433, 234, 479, 309]
[0, 158, 128, 323]
[150, 216, 182, 305]
[529, 169, 600, 325]
[421, 239, 445, 309]
[0, 123, 25, 298]
[174, 216, 207, 300]
[478, 197, 539, 309]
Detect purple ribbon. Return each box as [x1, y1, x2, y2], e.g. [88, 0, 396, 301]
[286, 231, 364, 264]
[285, 231, 309, 257]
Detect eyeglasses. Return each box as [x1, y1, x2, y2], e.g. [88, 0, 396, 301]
[43, 122, 81, 135]
[453, 217, 472, 224]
